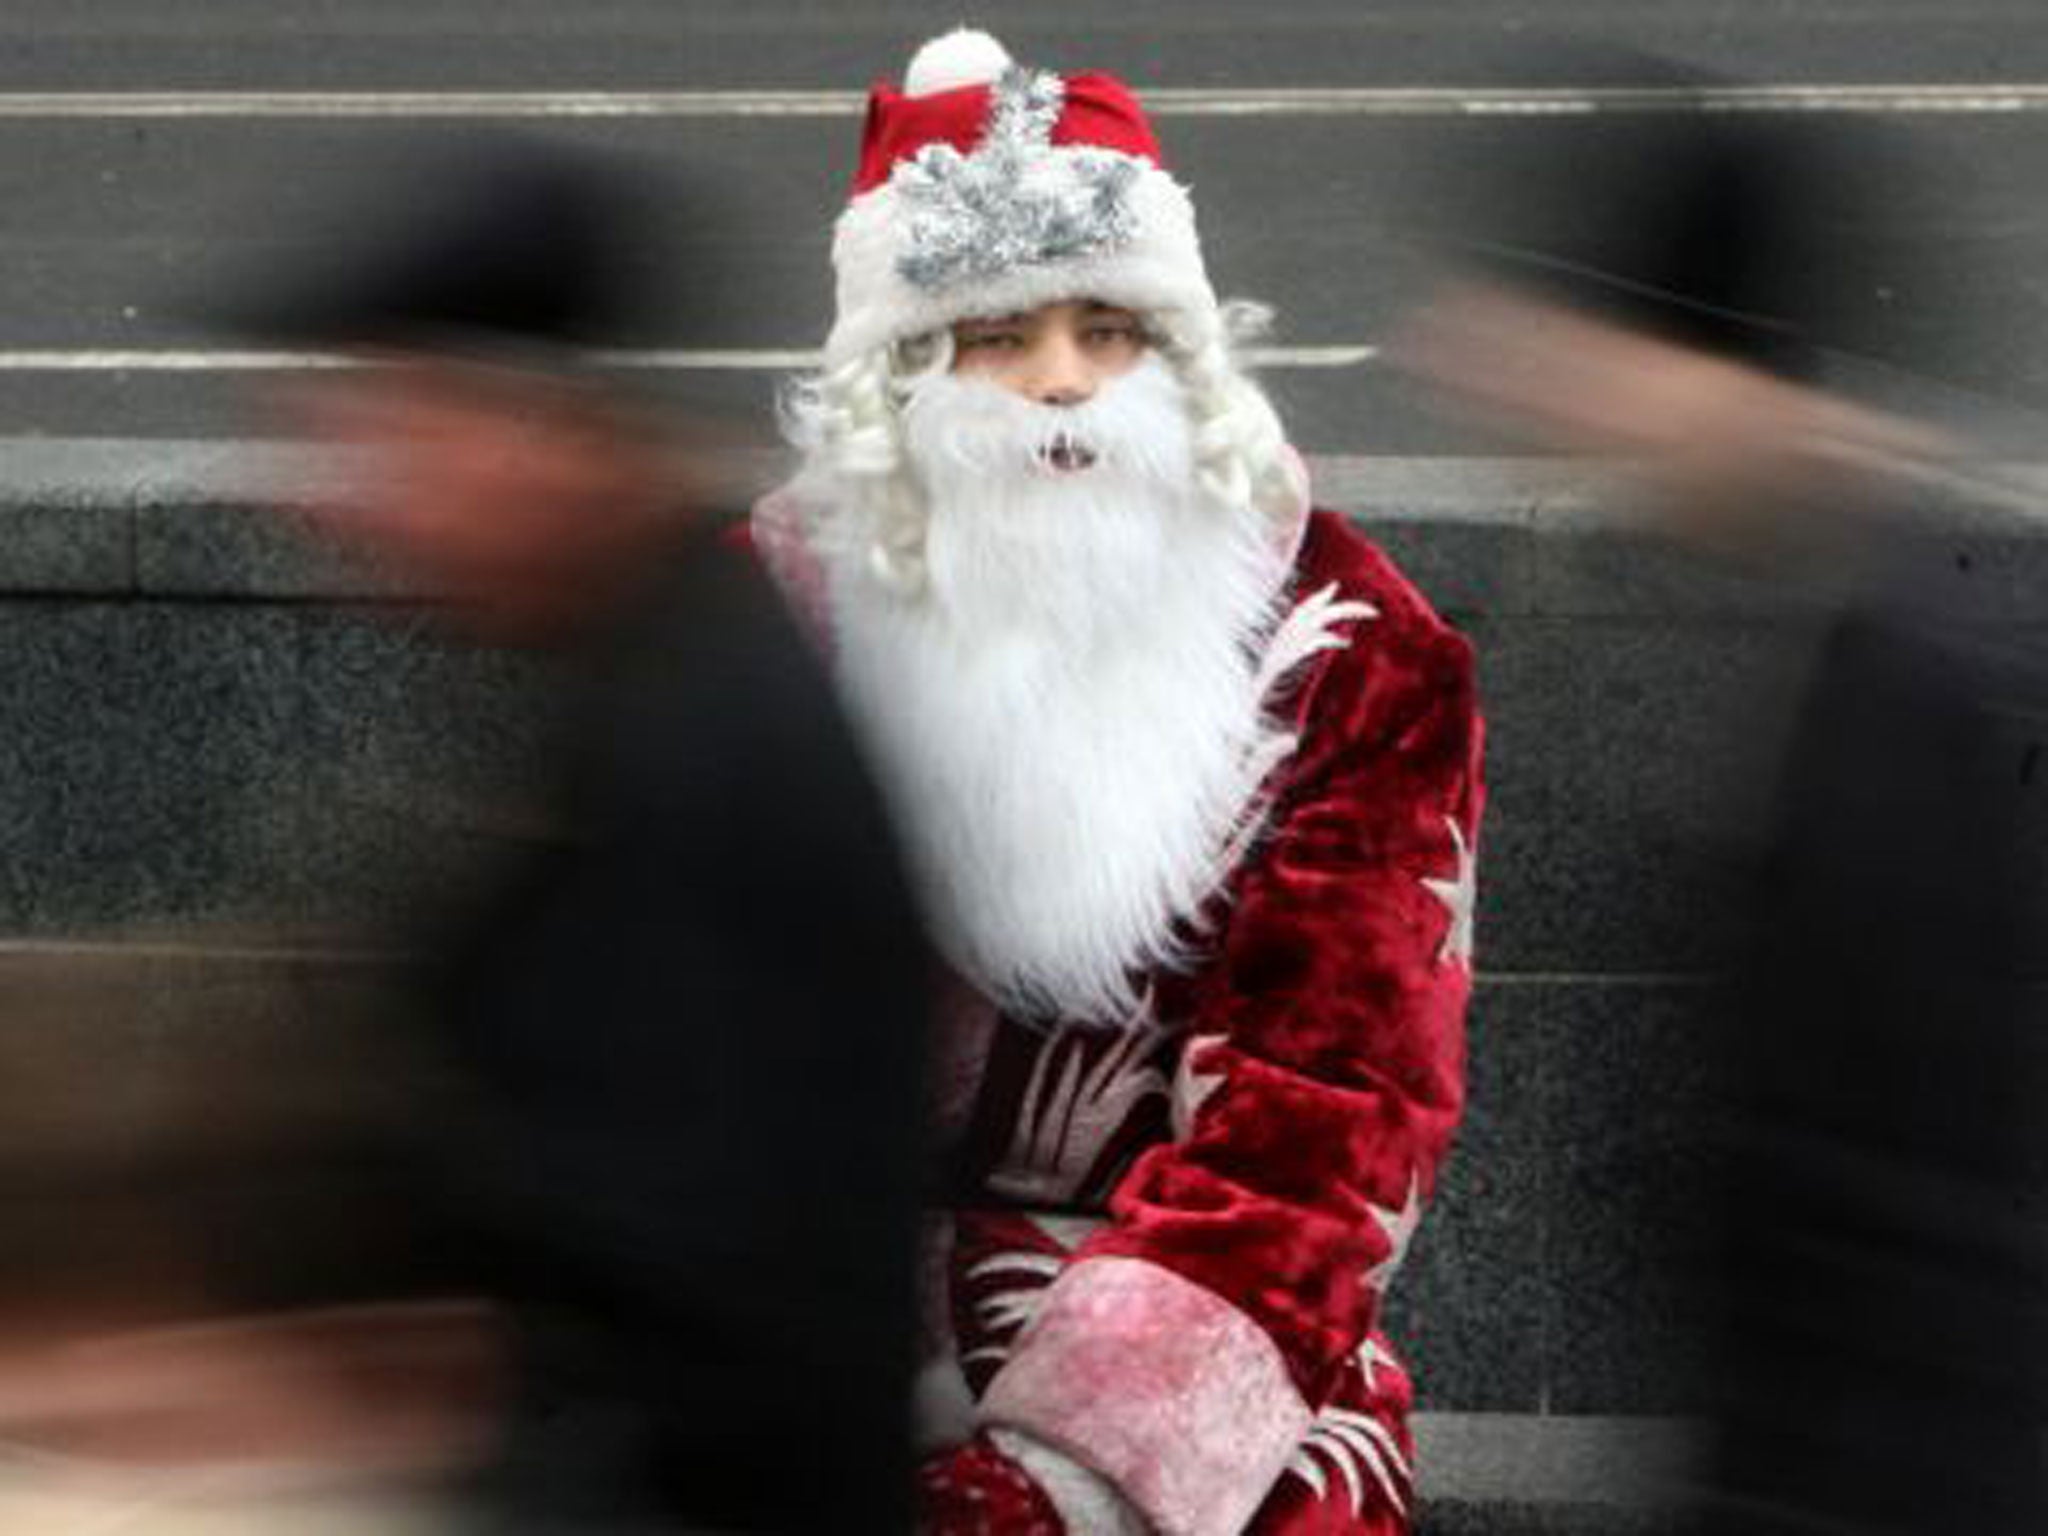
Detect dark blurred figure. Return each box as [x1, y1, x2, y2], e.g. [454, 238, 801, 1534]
[1395, 47, 2047, 1535]
[233, 135, 932, 1534]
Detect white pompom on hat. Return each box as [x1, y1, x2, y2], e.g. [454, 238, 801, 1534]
[903, 27, 1016, 96]
[824, 28, 1221, 366]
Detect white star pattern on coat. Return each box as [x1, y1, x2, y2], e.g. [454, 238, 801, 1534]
[957, 1219, 1097, 1372]
[959, 1250, 1064, 1370]
[1284, 1407, 1411, 1518]
[1364, 1170, 1424, 1296]
[1210, 583, 1379, 879]
[1170, 1032, 1229, 1141]
[1253, 583, 1378, 703]
[990, 1008, 1171, 1205]
[1357, 1335, 1400, 1394]
[1420, 815, 1477, 969]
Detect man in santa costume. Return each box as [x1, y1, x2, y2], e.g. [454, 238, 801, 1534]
[757, 29, 1484, 1536]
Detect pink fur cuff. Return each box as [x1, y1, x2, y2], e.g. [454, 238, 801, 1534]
[981, 1255, 1313, 1536]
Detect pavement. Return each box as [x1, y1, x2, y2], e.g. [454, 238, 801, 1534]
[0, 2, 2038, 443]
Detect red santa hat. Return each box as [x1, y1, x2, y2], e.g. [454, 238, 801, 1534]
[824, 28, 1221, 367]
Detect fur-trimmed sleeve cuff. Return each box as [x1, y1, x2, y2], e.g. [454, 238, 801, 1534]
[981, 1255, 1315, 1536]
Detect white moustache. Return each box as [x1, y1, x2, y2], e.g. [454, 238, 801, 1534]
[902, 353, 1197, 491]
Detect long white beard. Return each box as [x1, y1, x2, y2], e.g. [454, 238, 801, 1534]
[823, 357, 1296, 1023]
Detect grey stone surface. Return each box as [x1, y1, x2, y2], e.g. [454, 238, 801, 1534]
[1335, 458, 2048, 625]
[291, 606, 561, 927]
[0, 603, 303, 931]
[1414, 1411, 1700, 1509]
[4, 0, 2043, 91]
[1473, 614, 1815, 973]
[1387, 978, 1547, 1414]
[135, 498, 386, 599]
[0, 504, 131, 593]
[0, 455, 1980, 979]
[0, 439, 137, 592]
[1526, 510, 1819, 623]
[133, 440, 417, 599]
[1398, 981, 1732, 1418]
[1541, 984, 1730, 1417]
[0, 447, 2028, 986]
[0, 575, 540, 934]
[1862, 497, 2048, 626]
[1526, 477, 2048, 625]
[0, 584, 556, 933]
[0, 94, 2032, 445]
[1362, 512, 1537, 626]
[1328, 457, 1554, 620]
[5, 440, 2048, 614]
[1418, 1505, 1695, 1536]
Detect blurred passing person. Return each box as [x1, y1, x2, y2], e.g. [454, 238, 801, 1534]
[7, 135, 935, 1536]
[1394, 51, 2048, 1535]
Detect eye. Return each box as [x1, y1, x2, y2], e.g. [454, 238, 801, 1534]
[957, 330, 1024, 352]
[1084, 323, 1143, 347]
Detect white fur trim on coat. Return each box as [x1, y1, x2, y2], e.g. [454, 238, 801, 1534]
[988, 1426, 1151, 1534]
[981, 1255, 1314, 1536]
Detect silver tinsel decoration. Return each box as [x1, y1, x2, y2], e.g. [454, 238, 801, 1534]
[987, 63, 1065, 149]
[895, 66, 1141, 292]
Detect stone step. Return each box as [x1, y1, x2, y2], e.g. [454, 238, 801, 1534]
[0, 442, 2041, 970]
[2, 440, 2045, 609]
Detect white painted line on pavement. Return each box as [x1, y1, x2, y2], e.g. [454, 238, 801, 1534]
[1164, 83, 2048, 115]
[0, 349, 820, 372]
[1245, 345, 1380, 367]
[0, 90, 864, 118]
[0, 937, 406, 963]
[0, 350, 363, 370]
[596, 348, 820, 370]
[0, 345, 1380, 372]
[0, 84, 2041, 117]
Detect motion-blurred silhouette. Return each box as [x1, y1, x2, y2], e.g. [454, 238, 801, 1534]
[1395, 46, 2048, 1534]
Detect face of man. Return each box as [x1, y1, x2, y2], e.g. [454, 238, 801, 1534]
[949, 299, 1148, 433]
[291, 358, 670, 641]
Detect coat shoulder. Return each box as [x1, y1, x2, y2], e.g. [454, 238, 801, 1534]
[1293, 508, 1473, 673]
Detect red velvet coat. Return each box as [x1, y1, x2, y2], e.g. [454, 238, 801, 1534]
[759, 504, 1484, 1535]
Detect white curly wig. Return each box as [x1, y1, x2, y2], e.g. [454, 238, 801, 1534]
[779, 299, 1307, 596]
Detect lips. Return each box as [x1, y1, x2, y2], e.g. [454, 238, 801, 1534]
[1040, 434, 1099, 473]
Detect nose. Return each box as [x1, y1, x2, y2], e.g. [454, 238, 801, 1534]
[1025, 331, 1095, 407]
